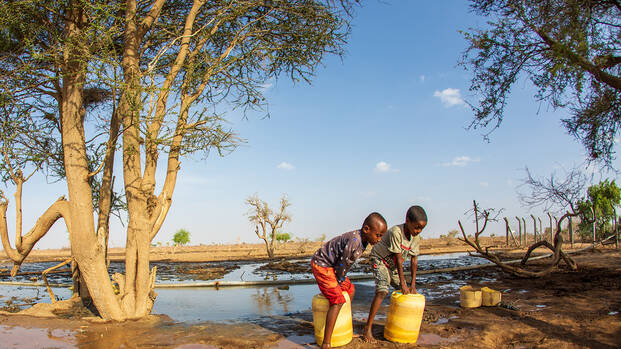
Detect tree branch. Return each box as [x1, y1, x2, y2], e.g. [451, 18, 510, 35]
[0, 195, 71, 275]
[533, 28, 621, 91]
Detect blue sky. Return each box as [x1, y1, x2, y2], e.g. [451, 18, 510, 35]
[7, 0, 620, 249]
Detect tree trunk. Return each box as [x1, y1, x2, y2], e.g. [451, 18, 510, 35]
[58, 2, 124, 321]
[116, 0, 158, 318]
[262, 238, 274, 259]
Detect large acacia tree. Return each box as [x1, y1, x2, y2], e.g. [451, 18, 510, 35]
[461, 0, 621, 166]
[0, 0, 356, 320]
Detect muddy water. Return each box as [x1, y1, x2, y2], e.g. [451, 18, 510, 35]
[0, 325, 75, 349]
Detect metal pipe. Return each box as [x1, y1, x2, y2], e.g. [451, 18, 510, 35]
[522, 217, 527, 246]
[538, 217, 543, 243]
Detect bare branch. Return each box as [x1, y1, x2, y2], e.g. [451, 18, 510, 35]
[459, 200, 577, 278]
[0, 195, 71, 275]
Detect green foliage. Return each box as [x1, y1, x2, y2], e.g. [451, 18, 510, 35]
[172, 229, 191, 246]
[316, 234, 327, 242]
[0, 0, 356, 216]
[577, 179, 621, 240]
[461, 0, 621, 166]
[275, 232, 292, 242]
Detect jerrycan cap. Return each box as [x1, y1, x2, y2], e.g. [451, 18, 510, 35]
[391, 291, 425, 300]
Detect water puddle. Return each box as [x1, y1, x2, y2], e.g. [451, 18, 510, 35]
[434, 317, 449, 325]
[0, 325, 75, 348]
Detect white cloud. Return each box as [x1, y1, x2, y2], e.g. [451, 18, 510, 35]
[479, 182, 489, 187]
[419, 75, 425, 82]
[440, 156, 480, 167]
[374, 161, 399, 173]
[260, 83, 273, 92]
[277, 161, 295, 170]
[374, 161, 391, 173]
[433, 88, 465, 107]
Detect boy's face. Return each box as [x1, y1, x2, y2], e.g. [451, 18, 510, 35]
[405, 219, 427, 237]
[362, 220, 387, 245]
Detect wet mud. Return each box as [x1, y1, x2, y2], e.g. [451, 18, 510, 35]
[256, 260, 311, 274]
[174, 264, 240, 281]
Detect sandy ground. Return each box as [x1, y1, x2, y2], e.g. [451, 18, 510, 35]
[0, 246, 619, 348]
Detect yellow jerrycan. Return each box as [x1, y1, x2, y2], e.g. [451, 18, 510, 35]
[481, 287, 501, 306]
[383, 291, 426, 343]
[460, 285, 482, 308]
[311, 292, 353, 347]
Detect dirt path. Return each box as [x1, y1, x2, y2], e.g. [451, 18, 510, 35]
[1, 248, 620, 348]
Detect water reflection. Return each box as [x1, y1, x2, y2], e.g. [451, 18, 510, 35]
[252, 287, 294, 314]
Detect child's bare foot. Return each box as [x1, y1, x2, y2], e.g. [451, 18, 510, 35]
[363, 326, 377, 343]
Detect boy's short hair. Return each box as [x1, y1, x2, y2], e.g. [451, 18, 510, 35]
[406, 205, 427, 223]
[363, 212, 387, 228]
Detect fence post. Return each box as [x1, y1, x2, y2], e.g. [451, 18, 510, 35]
[547, 213, 553, 242]
[515, 216, 522, 247]
[614, 208, 618, 249]
[522, 217, 527, 246]
[531, 215, 537, 242]
[538, 217, 542, 243]
[591, 206, 596, 244]
[569, 216, 574, 248]
[503, 217, 509, 247]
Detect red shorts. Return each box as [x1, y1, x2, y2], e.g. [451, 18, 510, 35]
[311, 261, 354, 305]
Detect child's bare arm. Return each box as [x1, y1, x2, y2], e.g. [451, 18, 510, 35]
[410, 255, 418, 293]
[394, 253, 410, 294]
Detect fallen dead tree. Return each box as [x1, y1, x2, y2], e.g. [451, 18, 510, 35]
[458, 200, 580, 277]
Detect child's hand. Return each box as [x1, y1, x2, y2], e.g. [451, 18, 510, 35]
[411, 286, 417, 294]
[401, 284, 410, 294]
